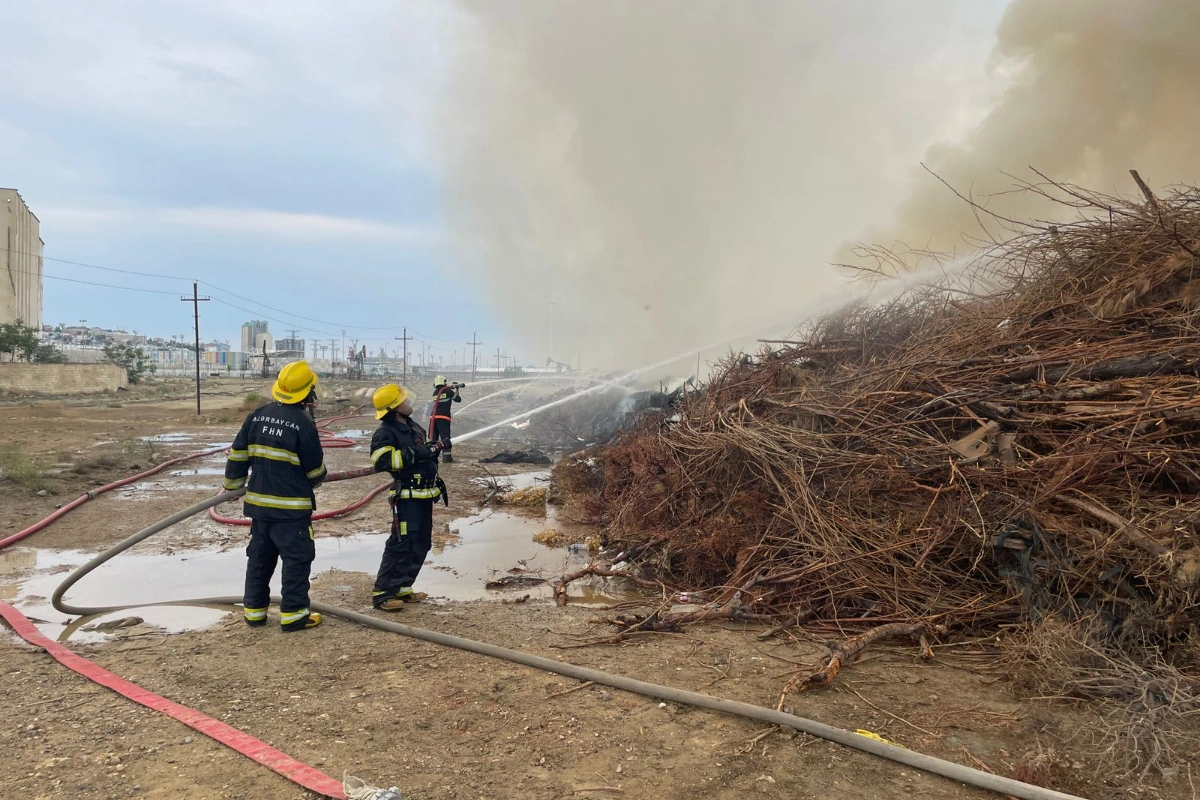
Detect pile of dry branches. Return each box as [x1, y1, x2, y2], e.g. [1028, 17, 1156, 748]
[1010, 616, 1200, 779]
[557, 177, 1200, 658]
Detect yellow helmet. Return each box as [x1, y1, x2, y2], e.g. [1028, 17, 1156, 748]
[373, 383, 415, 419]
[272, 361, 318, 404]
[434, 375, 448, 387]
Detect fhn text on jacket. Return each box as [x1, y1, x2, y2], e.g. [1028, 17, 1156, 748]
[223, 361, 326, 632]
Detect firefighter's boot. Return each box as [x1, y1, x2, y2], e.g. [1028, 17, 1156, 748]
[282, 612, 322, 632]
[376, 597, 406, 612]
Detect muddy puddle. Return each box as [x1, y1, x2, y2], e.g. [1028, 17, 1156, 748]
[138, 432, 231, 449]
[0, 505, 635, 643]
[141, 432, 194, 444]
[471, 471, 550, 491]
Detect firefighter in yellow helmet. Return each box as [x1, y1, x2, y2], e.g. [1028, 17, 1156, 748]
[223, 361, 326, 631]
[368, 383, 447, 609]
[429, 374, 462, 463]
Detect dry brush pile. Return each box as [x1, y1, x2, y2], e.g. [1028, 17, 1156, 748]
[558, 179, 1200, 661]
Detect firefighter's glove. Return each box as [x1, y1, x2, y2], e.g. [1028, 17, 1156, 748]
[437, 477, 449, 507]
[412, 443, 437, 462]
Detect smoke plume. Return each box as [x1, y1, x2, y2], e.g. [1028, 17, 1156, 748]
[848, 0, 1200, 265]
[434, 1, 999, 368]
[434, 1, 1200, 369]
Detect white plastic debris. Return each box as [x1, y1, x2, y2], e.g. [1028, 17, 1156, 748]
[344, 774, 404, 800]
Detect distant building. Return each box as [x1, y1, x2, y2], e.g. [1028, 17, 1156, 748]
[204, 343, 248, 371]
[1, 188, 43, 328]
[110, 331, 147, 346]
[240, 320, 270, 353]
[276, 337, 305, 357]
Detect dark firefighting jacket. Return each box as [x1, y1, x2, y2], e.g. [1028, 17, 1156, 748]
[370, 414, 441, 501]
[223, 402, 326, 520]
[431, 384, 461, 421]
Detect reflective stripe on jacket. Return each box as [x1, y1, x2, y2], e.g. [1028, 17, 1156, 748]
[224, 402, 325, 520]
[432, 385, 461, 420]
[370, 414, 440, 501]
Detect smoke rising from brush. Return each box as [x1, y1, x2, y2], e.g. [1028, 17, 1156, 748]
[435, 2, 1000, 368]
[847, 0, 1200, 266]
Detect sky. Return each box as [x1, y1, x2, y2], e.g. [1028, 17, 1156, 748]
[2, 0, 480, 365]
[2, 1, 1014, 368]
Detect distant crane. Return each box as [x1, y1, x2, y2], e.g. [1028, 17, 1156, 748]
[260, 341, 273, 380]
[347, 344, 367, 381]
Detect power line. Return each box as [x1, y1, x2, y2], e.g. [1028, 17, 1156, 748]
[7, 245, 471, 342]
[207, 297, 341, 338]
[3, 264, 181, 295]
[406, 328, 466, 344]
[0, 244, 191, 283]
[208, 298, 406, 346]
[2, 244, 448, 334]
[198, 280, 403, 332]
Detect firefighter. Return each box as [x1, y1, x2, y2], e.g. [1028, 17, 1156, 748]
[369, 383, 447, 610]
[223, 361, 327, 632]
[429, 374, 462, 463]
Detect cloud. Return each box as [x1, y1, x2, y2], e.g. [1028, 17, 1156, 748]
[0, 1, 453, 154]
[40, 204, 436, 242]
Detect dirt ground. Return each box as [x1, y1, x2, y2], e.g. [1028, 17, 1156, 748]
[1, 378, 1194, 800]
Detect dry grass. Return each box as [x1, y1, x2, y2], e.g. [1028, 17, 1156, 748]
[239, 392, 266, 413]
[533, 528, 572, 547]
[0, 446, 48, 492]
[495, 486, 548, 507]
[1010, 616, 1200, 779]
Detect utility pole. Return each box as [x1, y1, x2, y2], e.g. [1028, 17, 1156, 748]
[328, 338, 337, 375]
[395, 328, 413, 386]
[495, 347, 503, 373]
[180, 281, 210, 415]
[467, 333, 482, 383]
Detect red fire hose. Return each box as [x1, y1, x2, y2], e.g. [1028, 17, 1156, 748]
[0, 444, 230, 550]
[0, 600, 347, 798]
[0, 457, 380, 799]
[208, 481, 392, 525]
[207, 418, 387, 525]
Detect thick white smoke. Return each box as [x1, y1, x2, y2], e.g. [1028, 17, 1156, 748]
[433, 1, 1001, 368]
[847, 0, 1200, 263]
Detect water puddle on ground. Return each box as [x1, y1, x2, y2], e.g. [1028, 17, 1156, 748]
[137, 433, 231, 450]
[0, 506, 636, 642]
[141, 432, 194, 444]
[471, 470, 550, 491]
[168, 467, 226, 477]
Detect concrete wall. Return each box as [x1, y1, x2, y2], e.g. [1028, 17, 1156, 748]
[0, 363, 128, 394]
[0, 188, 43, 328]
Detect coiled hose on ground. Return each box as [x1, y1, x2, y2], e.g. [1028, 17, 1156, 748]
[42, 484, 1084, 800]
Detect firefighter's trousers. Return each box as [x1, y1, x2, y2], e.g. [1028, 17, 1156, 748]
[431, 418, 453, 456]
[244, 517, 315, 629]
[373, 498, 434, 604]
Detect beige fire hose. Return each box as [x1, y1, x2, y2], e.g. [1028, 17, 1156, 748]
[52, 490, 1085, 800]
